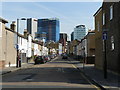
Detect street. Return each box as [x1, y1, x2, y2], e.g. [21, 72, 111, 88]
[2, 56, 99, 89]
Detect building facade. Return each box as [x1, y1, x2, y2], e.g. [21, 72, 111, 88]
[102, 2, 120, 73]
[60, 33, 67, 42]
[0, 18, 17, 68]
[0, 17, 44, 68]
[94, 2, 120, 73]
[0, 18, 8, 68]
[85, 31, 95, 64]
[71, 32, 74, 41]
[27, 18, 37, 39]
[59, 33, 68, 53]
[94, 7, 103, 70]
[80, 38, 87, 57]
[59, 43, 62, 55]
[74, 25, 86, 41]
[36, 18, 60, 42]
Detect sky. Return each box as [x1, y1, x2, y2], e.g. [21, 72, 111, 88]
[1, 2, 102, 40]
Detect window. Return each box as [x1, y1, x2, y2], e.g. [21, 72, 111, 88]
[0, 22, 2, 37]
[103, 13, 105, 25]
[110, 5, 113, 20]
[111, 36, 115, 50]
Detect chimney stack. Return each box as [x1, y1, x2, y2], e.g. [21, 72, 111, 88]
[10, 21, 16, 31]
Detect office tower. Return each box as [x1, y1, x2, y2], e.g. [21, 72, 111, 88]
[71, 32, 74, 41]
[60, 33, 67, 42]
[27, 18, 37, 39]
[74, 25, 86, 41]
[36, 18, 60, 42]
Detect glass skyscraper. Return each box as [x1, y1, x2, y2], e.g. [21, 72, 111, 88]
[74, 25, 86, 41]
[36, 18, 60, 42]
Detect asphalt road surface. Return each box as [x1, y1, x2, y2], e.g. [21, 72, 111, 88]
[1, 56, 100, 89]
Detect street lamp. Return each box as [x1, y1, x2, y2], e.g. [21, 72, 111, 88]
[16, 18, 26, 68]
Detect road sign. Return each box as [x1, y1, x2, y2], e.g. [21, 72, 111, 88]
[16, 44, 19, 50]
[103, 32, 107, 40]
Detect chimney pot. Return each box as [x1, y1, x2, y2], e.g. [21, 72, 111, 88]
[10, 21, 16, 31]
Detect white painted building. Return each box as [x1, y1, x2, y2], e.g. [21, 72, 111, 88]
[81, 39, 87, 57]
[18, 36, 27, 54]
[42, 46, 48, 56]
[34, 43, 41, 56]
[59, 43, 62, 55]
[27, 35, 32, 58]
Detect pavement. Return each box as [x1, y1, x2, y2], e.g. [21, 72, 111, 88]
[69, 58, 120, 90]
[0, 57, 58, 75]
[0, 61, 34, 75]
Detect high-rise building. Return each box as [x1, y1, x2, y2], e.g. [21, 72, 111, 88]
[71, 32, 74, 41]
[27, 18, 37, 39]
[74, 25, 86, 41]
[60, 33, 67, 42]
[36, 18, 60, 42]
[59, 33, 68, 53]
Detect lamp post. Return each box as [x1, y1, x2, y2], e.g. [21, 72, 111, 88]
[16, 18, 26, 68]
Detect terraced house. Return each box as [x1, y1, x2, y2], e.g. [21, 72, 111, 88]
[0, 17, 44, 68]
[94, 1, 120, 74]
[0, 18, 17, 68]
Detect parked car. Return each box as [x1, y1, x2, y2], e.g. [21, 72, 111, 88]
[61, 53, 64, 56]
[43, 56, 51, 62]
[47, 56, 51, 61]
[48, 55, 52, 60]
[62, 54, 68, 59]
[51, 55, 55, 59]
[54, 54, 57, 57]
[34, 56, 44, 64]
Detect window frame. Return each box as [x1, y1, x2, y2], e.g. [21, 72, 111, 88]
[110, 5, 113, 20]
[103, 13, 105, 25]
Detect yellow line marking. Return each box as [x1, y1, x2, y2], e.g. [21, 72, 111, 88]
[72, 64, 77, 69]
[72, 64, 101, 90]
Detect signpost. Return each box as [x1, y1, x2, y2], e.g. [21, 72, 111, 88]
[103, 31, 107, 79]
[103, 31, 107, 40]
[16, 44, 19, 50]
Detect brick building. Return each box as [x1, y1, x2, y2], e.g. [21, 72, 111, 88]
[94, 7, 103, 70]
[85, 31, 95, 64]
[94, 2, 120, 73]
[102, 2, 120, 73]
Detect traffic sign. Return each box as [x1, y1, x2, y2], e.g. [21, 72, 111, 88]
[16, 44, 19, 50]
[103, 32, 107, 40]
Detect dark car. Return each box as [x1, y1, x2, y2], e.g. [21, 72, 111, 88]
[34, 56, 44, 64]
[43, 56, 51, 62]
[51, 55, 55, 59]
[62, 54, 68, 59]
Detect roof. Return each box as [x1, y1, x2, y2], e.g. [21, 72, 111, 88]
[32, 40, 43, 46]
[5, 26, 27, 39]
[0, 17, 8, 23]
[76, 25, 85, 28]
[93, 7, 102, 17]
